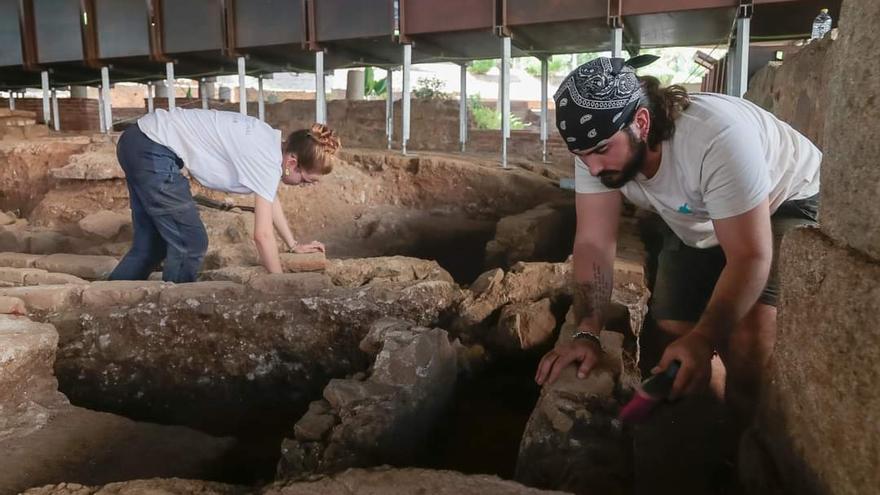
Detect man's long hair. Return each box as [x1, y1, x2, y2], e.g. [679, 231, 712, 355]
[638, 76, 691, 150]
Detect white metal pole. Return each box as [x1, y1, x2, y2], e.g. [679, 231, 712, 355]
[51, 89, 59, 131]
[315, 51, 326, 124]
[386, 68, 393, 149]
[146, 81, 154, 113]
[501, 36, 511, 169]
[97, 86, 106, 133]
[612, 27, 623, 58]
[731, 16, 751, 97]
[459, 63, 467, 152]
[41, 71, 50, 125]
[101, 66, 112, 131]
[200, 78, 208, 109]
[540, 56, 549, 163]
[257, 75, 265, 121]
[238, 56, 247, 115]
[166, 62, 176, 110]
[9, 91, 15, 110]
[402, 44, 412, 155]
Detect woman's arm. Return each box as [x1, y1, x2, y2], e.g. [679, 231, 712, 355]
[271, 195, 297, 250]
[253, 195, 283, 273]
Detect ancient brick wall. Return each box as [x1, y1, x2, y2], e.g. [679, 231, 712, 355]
[0, 98, 101, 131]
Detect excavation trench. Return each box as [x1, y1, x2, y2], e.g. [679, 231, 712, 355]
[47, 287, 560, 486]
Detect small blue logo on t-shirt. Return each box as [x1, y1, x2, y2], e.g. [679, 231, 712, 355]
[677, 203, 693, 214]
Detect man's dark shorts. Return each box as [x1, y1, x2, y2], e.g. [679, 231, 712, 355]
[650, 195, 819, 322]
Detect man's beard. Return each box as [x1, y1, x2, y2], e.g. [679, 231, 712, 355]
[599, 127, 647, 189]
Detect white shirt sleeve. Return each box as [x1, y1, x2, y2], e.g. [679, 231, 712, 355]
[574, 156, 614, 194]
[700, 123, 772, 219]
[233, 147, 282, 203]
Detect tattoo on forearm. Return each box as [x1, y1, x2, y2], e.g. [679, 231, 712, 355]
[572, 262, 613, 326]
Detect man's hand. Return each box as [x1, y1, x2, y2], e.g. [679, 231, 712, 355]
[652, 331, 714, 399]
[290, 241, 325, 254]
[535, 338, 602, 386]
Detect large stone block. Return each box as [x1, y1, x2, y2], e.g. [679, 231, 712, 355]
[23, 271, 88, 286]
[81, 281, 167, 308]
[515, 307, 637, 494]
[27, 232, 72, 255]
[0, 267, 46, 285]
[34, 254, 118, 280]
[0, 315, 59, 406]
[0, 230, 28, 252]
[325, 256, 453, 287]
[77, 210, 131, 240]
[248, 272, 332, 295]
[0, 253, 43, 269]
[745, 37, 833, 149]
[0, 296, 26, 315]
[0, 285, 83, 313]
[158, 281, 245, 306]
[820, 0, 880, 260]
[745, 227, 880, 495]
[489, 298, 558, 353]
[484, 201, 575, 268]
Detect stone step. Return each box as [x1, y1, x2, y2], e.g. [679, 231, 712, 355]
[0, 315, 60, 408]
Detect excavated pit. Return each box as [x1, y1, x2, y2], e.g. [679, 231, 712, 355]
[0, 138, 587, 488]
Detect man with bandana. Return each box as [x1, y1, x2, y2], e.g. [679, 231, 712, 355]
[533, 57, 821, 422]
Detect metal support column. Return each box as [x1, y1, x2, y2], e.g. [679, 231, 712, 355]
[385, 68, 394, 149]
[315, 51, 326, 124]
[50, 89, 59, 131]
[8, 91, 14, 110]
[402, 44, 412, 155]
[238, 56, 247, 115]
[200, 78, 208, 109]
[97, 86, 106, 133]
[459, 63, 468, 152]
[101, 66, 112, 131]
[41, 71, 50, 125]
[146, 81, 154, 113]
[729, 2, 753, 97]
[540, 56, 549, 163]
[612, 27, 623, 58]
[257, 76, 265, 121]
[500, 36, 511, 169]
[166, 62, 176, 110]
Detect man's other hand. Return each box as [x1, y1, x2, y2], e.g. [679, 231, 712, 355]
[652, 331, 714, 400]
[535, 338, 602, 386]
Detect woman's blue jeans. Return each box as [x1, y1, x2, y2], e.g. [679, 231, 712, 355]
[109, 125, 208, 283]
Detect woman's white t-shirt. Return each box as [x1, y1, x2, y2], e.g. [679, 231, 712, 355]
[575, 93, 822, 248]
[138, 108, 283, 203]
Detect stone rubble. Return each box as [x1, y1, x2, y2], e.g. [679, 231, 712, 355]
[278, 318, 461, 478]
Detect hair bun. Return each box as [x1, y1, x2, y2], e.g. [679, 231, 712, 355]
[307, 123, 341, 155]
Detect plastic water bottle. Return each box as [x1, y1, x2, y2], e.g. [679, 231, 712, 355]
[810, 9, 832, 41]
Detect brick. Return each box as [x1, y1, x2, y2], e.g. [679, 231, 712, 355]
[279, 252, 327, 272]
[248, 272, 332, 295]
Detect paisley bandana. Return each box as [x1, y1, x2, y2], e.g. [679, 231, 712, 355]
[554, 55, 658, 153]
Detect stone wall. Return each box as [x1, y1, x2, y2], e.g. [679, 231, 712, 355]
[746, 38, 834, 150]
[741, 1, 880, 494]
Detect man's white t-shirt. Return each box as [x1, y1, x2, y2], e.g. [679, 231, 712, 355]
[575, 93, 822, 248]
[137, 108, 283, 203]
